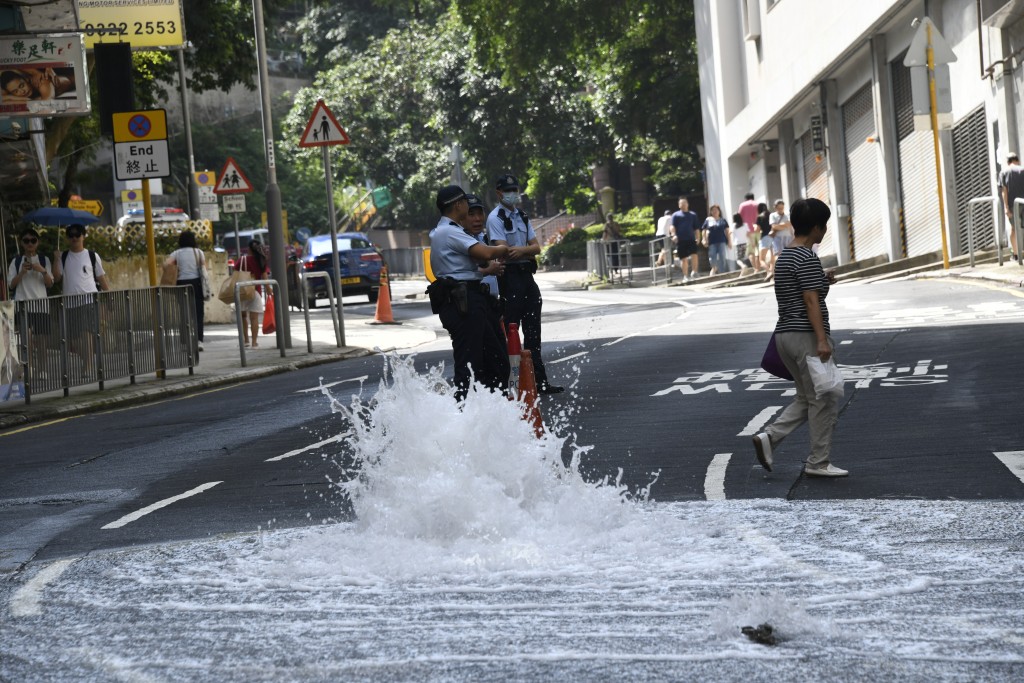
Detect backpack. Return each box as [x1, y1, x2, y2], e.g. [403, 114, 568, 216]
[11, 253, 49, 295]
[61, 249, 100, 289]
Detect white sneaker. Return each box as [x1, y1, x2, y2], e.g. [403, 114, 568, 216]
[752, 433, 773, 471]
[197, 341, 204, 352]
[804, 463, 849, 477]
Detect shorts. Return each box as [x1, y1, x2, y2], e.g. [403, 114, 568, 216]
[760, 235, 774, 251]
[677, 239, 698, 259]
[65, 305, 96, 335]
[773, 233, 793, 254]
[239, 290, 265, 314]
[747, 231, 760, 254]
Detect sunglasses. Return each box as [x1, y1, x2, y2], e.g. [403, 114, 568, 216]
[21, 237, 38, 244]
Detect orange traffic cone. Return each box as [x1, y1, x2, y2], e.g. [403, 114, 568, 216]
[518, 349, 545, 438]
[506, 322, 521, 397]
[370, 265, 400, 325]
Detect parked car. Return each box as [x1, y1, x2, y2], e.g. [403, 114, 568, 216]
[300, 233, 384, 305]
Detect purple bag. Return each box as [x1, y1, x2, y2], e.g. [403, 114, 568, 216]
[760, 333, 794, 380]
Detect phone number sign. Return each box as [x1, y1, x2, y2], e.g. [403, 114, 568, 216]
[78, 0, 185, 49]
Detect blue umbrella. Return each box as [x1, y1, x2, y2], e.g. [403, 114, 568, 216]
[21, 206, 100, 226]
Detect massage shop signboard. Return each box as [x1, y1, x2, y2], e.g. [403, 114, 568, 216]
[0, 34, 89, 117]
[79, 0, 186, 49]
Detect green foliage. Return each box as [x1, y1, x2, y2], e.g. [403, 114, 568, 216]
[615, 205, 655, 237]
[541, 227, 590, 264]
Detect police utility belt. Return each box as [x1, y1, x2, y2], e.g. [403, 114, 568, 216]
[426, 278, 491, 315]
[502, 259, 538, 274]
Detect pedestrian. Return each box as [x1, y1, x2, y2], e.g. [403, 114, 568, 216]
[163, 230, 207, 351]
[738, 192, 761, 271]
[733, 212, 753, 276]
[487, 173, 563, 394]
[603, 212, 623, 274]
[55, 224, 109, 376]
[464, 193, 504, 300]
[236, 240, 268, 348]
[655, 210, 672, 267]
[766, 199, 792, 281]
[6, 227, 54, 371]
[701, 204, 732, 275]
[752, 197, 848, 478]
[429, 184, 510, 401]
[999, 152, 1024, 261]
[756, 202, 773, 277]
[669, 197, 700, 282]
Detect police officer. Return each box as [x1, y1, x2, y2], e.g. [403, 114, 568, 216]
[428, 184, 511, 401]
[486, 173, 564, 394]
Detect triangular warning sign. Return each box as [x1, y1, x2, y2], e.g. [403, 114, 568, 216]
[214, 157, 254, 194]
[299, 99, 351, 148]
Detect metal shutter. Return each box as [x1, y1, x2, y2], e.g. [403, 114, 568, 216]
[843, 84, 885, 260]
[892, 56, 942, 256]
[951, 106, 994, 253]
[800, 129, 834, 256]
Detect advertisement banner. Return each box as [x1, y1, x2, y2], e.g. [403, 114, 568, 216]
[0, 34, 89, 117]
[79, 0, 186, 50]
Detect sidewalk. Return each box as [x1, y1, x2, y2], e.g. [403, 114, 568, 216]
[0, 308, 437, 430]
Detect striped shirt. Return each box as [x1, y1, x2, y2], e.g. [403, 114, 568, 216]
[774, 246, 830, 334]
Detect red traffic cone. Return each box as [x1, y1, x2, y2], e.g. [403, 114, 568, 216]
[518, 349, 545, 438]
[370, 264, 399, 325]
[506, 322, 522, 397]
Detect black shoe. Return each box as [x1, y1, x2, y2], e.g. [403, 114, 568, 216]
[538, 383, 565, 395]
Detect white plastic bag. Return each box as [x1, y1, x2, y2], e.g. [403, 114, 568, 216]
[805, 355, 845, 400]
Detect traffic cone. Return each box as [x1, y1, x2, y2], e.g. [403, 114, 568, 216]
[370, 264, 400, 325]
[506, 322, 521, 397]
[518, 349, 545, 438]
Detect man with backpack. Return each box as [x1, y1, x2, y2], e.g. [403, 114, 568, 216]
[54, 223, 109, 376]
[6, 227, 55, 371]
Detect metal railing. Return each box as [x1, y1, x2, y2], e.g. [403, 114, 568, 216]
[299, 271, 343, 350]
[966, 196, 1002, 267]
[649, 236, 673, 285]
[1015, 198, 1024, 267]
[12, 286, 197, 404]
[587, 240, 634, 283]
[234, 279, 285, 367]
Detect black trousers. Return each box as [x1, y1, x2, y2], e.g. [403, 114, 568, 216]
[178, 277, 205, 341]
[438, 288, 510, 401]
[500, 268, 548, 385]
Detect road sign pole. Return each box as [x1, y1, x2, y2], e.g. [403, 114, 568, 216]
[177, 48, 201, 218]
[142, 179, 157, 286]
[927, 22, 951, 270]
[323, 146, 346, 347]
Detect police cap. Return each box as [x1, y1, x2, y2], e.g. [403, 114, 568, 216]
[465, 193, 485, 211]
[435, 184, 467, 212]
[495, 173, 519, 191]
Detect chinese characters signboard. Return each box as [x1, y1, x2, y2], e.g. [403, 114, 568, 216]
[78, 0, 186, 50]
[0, 34, 89, 117]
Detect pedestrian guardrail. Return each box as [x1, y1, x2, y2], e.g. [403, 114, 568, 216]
[11, 286, 197, 404]
[299, 271, 343, 350]
[602, 239, 632, 284]
[649, 236, 673, 285]
[234, 279, 285, 367]
[966, 196, 1002, 267]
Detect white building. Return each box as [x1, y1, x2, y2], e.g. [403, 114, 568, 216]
[695, 0, 1024, 265]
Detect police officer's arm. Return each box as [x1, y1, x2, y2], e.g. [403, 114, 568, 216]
[506, 239, 540, 261]
[469, 242, 508, 262]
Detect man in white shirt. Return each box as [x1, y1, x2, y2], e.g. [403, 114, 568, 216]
[6, 227, 54, 370]
[655, 210, 672, 266]
[56, 224, 109, 376]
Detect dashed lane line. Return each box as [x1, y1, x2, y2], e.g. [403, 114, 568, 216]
[10, 559, 77, 617]
[602, 322, 676, 347]
[265, 433, 351, 462]
[101, 482, 223, 530]
[993, 451, 1024, 486]
[704, 453, 731, 501]
[737, 407, 783, 436]
[296, 376, 369, 394]
[549, 351, 588, 365]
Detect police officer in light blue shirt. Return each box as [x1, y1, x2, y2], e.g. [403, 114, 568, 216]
[428, 184, 510, 401]
[464, 193, 502, 298]
[486, 173, 563, 394]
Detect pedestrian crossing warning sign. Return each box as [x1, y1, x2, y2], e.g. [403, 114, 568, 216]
[299, 99, 351, 147]
[214, 157, 254, 194]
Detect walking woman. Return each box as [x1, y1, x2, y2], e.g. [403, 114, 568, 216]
[752, 198, 848, 477]
[701, 204, 732, 275]
[164, 231, 207, 351]
[237, 240, 268, 348]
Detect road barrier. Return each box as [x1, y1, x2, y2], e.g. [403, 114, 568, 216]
[233, 279, 285, 367]
[299, 271, 342, 350]
[649, 236, 673, 285]
[11, 286, 197, 404]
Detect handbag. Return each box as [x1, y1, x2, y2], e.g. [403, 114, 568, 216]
[760, 332, 793, 380]
[160, 260, 178, 286]
[194, 249, 212, 301]
[806, 355, 845, 399]
[218, 269, 254, 304]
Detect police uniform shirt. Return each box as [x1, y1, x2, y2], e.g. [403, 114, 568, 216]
[486, 206, 535, 264]
[429, 217, 483, 281]
[474, 232, 500, 297]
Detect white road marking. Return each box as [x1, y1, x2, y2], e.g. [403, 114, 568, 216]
[265, 433, 350, 462]
[10, 558, 77, 617]
[101, 482, 223, 530]
[704, 453, 731, 501]
[737, 407, 783, 436]
[602, 323, 674, 347]
[296, 376, 369, 393]
[840, 340, 853, 345]
[993, 451, 1024, 485]
[549, 351, 588, 365]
